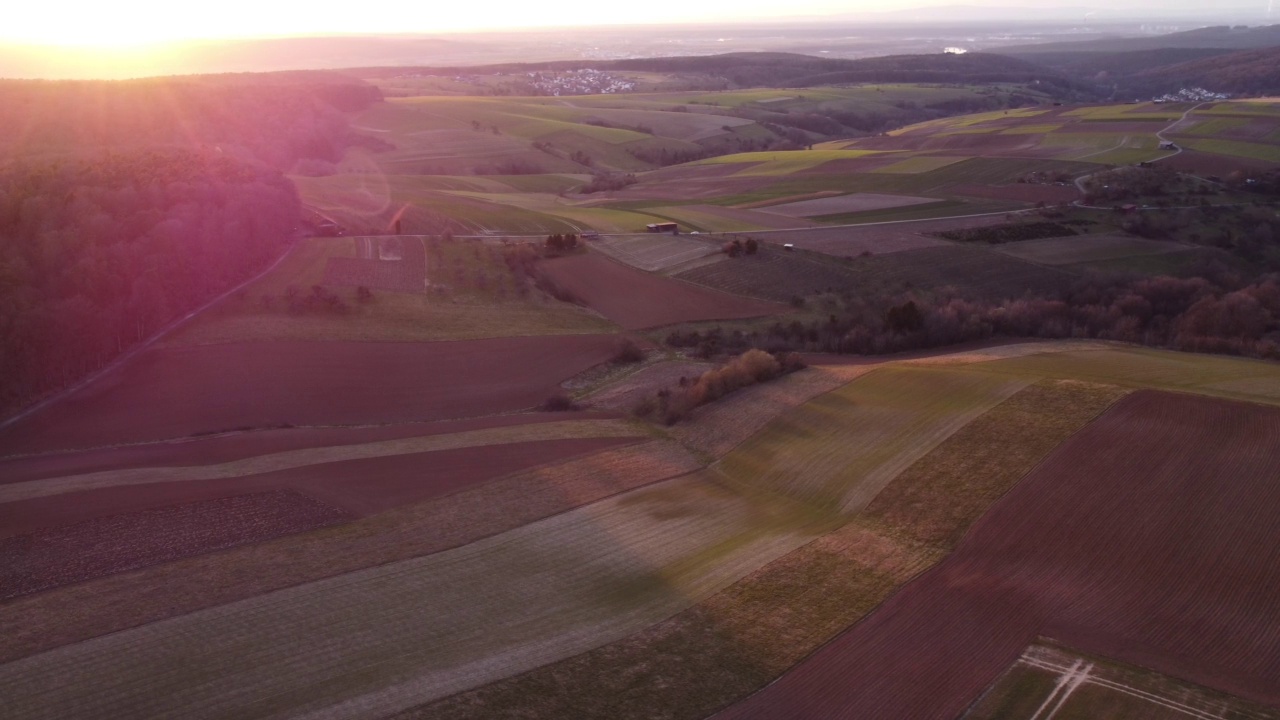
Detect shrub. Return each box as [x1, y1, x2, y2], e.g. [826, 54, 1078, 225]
[540, 394, 578, 412]
[612, 339, 646, 364]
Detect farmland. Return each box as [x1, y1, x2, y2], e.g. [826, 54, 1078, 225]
[7, 65, 1280, 720]
[0, 336, 623, 454]
[677, 243, 1073, 303]
[536, 251, 787, 329]
[966, 643, 1280, 720]
[994, 233, 1192, 265]
[719, 390, 1280, 718]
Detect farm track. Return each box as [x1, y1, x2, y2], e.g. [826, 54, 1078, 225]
[0, 418, 641, 505]
[0, 436, 642, 538]
[0, 411, 617, 485]
[718, 391, 1280, 718]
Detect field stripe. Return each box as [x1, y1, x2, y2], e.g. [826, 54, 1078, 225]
[0, 472, 826, 720]
[0, 419, 641, 504]
[718, 367, 1030, 512]
[0, 440, 703, 665]
[0, 364, 1032, 719]
[405, 380, 1130, 720]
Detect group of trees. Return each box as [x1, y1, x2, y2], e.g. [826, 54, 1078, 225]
[667, 268, 1280, 362]
[0, 151, 300, 411]
[634, 349, 806, 425]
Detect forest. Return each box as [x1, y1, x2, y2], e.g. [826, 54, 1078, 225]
[0, 73, 381, 414]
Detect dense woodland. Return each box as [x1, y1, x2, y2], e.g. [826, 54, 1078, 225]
[0, 152, 300, 412]
[0, 74, 381, 414]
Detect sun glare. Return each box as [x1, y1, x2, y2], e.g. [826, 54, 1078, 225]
[4, 0, 887, 48]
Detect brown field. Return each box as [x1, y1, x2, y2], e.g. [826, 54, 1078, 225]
[996, 234, 1192, 266]
[0, 438, 702, 664]
[538, 252, 787, 329]
[719, 391, 1280, 718]
[671, 204, 819, 229]
[678, 243, 1072, 303]
[745, 221, 961, 257]
[761, 193, 938, 217]
[755, 213, 1010, 256]
[947, 183, 1079, 204]
[1, 490, 351, 600]
[1158, 148, 1277, 175]
[0, 335, 622, 454]
[0, 435, 639, 536]
[0, 411, 616, 485]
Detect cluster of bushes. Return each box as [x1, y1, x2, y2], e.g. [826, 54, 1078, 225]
[634, 349, 806, 425]
[722, 238, 760, 257]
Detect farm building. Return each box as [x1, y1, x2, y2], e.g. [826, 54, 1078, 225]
[646, 222, 679, 234]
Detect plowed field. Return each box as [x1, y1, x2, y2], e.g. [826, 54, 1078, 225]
[0, 335, 621, 454]
[719, 391, 1280, 718]
[0, 490, 350, 600]
[538, 252, 786, 329]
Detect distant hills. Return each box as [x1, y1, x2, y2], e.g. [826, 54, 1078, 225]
[352, 52, 1090, 97]
[1001, 24, 1280, 56]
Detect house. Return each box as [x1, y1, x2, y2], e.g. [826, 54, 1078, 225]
[646, 222, 679, 234]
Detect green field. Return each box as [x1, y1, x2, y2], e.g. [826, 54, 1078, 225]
[165, 237, 617, 346]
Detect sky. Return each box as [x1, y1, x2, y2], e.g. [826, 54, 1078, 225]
[4, 0, 1262, 47]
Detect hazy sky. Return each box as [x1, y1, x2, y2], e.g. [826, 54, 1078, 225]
[5, 0, 1268, 46]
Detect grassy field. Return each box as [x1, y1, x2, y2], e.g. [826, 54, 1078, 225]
[717, 366, 1030, 512]
[1179, 138, 1280, 163]
[873, 155, 969, 174]
[973, 346, 1280, 406]
[165, 238, 617, 347]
